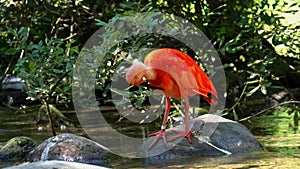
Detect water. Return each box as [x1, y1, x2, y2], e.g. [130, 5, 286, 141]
[40, 142, 56, 161]
[0, 106, 299, 168]
[0, 106, 85, 168]
[0, 106, 86, 141]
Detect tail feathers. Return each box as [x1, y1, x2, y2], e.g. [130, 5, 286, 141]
[203, 94, 217, 105]
[192, 89, 218, 105]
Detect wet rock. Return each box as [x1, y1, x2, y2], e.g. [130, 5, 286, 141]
[0, 76, 27, 106]
[25, 133, 113, 165]
[1, 76, 26, 91]
[0, 136, 37, 161]
[138, 114, 261, 160]
[3, 160, 109, 169]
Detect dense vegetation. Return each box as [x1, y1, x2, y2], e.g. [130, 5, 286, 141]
[0, 0, 299, 131]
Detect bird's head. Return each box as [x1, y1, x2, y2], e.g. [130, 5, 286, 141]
[126, 59, 150, 86]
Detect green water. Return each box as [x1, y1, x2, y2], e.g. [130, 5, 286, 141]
[0, 107, 85, 143]
[0, 107, 299, 169]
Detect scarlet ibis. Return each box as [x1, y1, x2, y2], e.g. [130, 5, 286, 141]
[126, 48, 218, 148]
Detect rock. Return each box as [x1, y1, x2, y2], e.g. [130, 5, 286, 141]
[1, 76, 26, 91]
[138, 114, 261, 160]
[3, 160, 109, 169]
[0, 91, 28, 106]
[25, 133, 113, 165]
[0, 136, 37, 161]
[0, 76, 27, 105]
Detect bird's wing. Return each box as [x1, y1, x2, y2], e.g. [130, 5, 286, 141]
[145, 48, 218, 104]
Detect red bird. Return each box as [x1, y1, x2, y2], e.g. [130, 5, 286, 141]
[126, 48, 218, 148]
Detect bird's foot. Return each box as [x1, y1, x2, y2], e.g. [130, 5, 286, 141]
[148, 129, 174, 149]
[148, 130, 167, 149]
[170, 130, 193, 143]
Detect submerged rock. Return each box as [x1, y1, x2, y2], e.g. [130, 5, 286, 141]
[138, 114, 261, 160]
[0, 136, 37, 161]
[25, 133, 113, 165]
[3, 160, 109, 169]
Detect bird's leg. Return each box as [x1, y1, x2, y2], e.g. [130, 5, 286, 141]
[170, 97, 193, 143]
[148, 97, 171, 149]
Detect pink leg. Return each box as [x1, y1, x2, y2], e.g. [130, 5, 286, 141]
[170, 97, 193, 143]
[148, 97, 171, 149]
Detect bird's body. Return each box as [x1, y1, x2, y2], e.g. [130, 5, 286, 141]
[126, 48, 218, 148]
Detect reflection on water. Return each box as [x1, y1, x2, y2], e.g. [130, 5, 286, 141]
[0, 106, 299, 168]
[0, 107, 85, 143]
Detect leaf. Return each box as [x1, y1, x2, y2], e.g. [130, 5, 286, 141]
[66, 62, 73, 71]
[53, 69, 62, 73]
[259, 65, 265, 72]
[288, 2, 299, 8]
[7, 27, 17, 37]
[5, 48, 18, 55]
[134, 97, 145, 107]
[55, 86, 64, 93]
[29, 62, 36, 72]
[233, 108, 239, 121]
[110, 87, 131, 97]
[246, 79, 259, 84]
[95, 19, 107, 26]
[18, 27, 27, 38]
[247, 59, 262, 67]
[110, 14, 120, 23]
[63, 86, 72, 92]
[262, 82, 272, 87]
[261, 81, 272, 95]
[246, 85, 261, 97]
[272, 35, 281, 46]
[261, 85, 267, 95]
[294, 111, 299, 127]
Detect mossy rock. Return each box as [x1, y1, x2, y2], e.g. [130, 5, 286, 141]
[0, 136, 37, 161]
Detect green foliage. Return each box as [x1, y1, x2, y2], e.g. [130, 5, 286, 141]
[0, 0, 125, 78]
[75, 0, 300, 120]
[3, 26, 77, 104]
[161, 0, 300, 118]
[1, 24, 78, 135]
[1, 0, 300, 123]
[76, 11, 170, 109]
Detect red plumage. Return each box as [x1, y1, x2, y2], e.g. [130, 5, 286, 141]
[126, 48, 218, 148]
